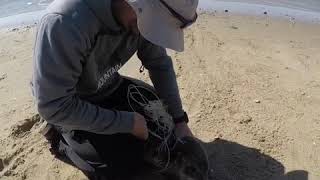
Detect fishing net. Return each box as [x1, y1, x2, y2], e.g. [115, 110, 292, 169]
[127, 84, 177, 171]
[127, 84, 209, 180]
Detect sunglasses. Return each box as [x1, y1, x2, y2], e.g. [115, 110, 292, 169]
[158, 0, 198, 29]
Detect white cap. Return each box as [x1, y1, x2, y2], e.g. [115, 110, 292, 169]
[127, 0, 198, 52]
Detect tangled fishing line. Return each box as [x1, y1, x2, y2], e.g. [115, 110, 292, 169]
[127, 84, 178, 171]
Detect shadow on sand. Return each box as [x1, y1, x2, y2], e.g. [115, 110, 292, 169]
[204, 139, 308, 180]
[52, 134, 309, 180]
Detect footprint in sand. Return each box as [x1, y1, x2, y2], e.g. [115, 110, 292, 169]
[10, 114, 41, 138]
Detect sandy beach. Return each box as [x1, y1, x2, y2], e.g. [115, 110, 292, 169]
[0, 12, 319, 180]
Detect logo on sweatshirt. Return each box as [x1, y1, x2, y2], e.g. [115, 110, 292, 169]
[97, 63, 122, 90]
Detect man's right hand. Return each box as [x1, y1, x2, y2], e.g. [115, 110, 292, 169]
[132, 113, 149, 140]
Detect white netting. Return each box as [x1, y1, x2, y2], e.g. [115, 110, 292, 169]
[126, 84, 175, 171]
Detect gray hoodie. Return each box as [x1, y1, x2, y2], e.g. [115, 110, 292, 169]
[31, 0, 184, 135]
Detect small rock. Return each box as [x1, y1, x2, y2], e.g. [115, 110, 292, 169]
[214, 134, 223, 140]
[301, 92, 306, 96]
[255, 100, 261, 103]
[225, 9, 229, 13]
[11, 28, 19, 32]
[264, 11, 268, 15]
[240, 116, 252, 124]
[285, 67, 289, 69]
[217, 42, 224, 47]
[259, 137, 266, 142]
[0, 74, 7, 81]
[29, 147, 34, 153]
[196, 119, 201, 123]
[231, 26, 238, 30]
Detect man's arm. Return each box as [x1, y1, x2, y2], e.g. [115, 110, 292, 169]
[137, 37, 184, 119]
[32, 14, 134, 134]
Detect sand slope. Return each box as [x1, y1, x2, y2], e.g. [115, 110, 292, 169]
[0, 13, 319, 180]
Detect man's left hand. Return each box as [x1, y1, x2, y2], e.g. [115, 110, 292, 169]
[174, 122, 193, 138]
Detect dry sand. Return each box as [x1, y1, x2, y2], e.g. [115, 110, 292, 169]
[0, 13, 319, 180]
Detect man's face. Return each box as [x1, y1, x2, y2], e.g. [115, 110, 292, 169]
[121, 2, 139, 34]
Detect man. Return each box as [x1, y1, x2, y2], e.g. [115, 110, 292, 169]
[32, 0, 199, 179]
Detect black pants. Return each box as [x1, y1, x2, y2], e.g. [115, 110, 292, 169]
[71, 77, 160, 179]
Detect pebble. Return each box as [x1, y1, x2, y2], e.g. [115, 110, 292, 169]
[264, 11, 268, 15]
[231, 26, 239, 30]
[301, 92, 306, 96]
[29, 147, 34, 153]
[255, 100, 261, 103]
[240, 116, 252, 124]
[259, 137, 266, 142]
[11, 28, 19, 32]
[0, 74, 7, 81]
[225, 9, 229, 13]
[214, 135, 222, 140]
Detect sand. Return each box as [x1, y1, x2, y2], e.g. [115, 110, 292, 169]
[0, 13, 319, 180]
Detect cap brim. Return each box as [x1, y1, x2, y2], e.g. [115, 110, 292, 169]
[128, 0, 184, 52]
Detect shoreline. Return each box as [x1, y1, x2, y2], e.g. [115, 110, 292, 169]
[0, 10, 45, 29]
[198, 1, 320, 24]
[1, 0, 320, 30]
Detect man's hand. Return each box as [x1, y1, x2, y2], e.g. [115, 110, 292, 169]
[175, 122, 194, 138]
[132, 113, 149, 140]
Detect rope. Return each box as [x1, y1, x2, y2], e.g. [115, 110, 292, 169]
[126, 84, 176, 171]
